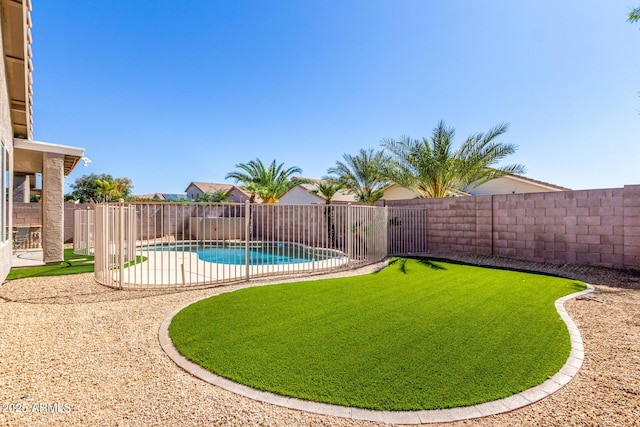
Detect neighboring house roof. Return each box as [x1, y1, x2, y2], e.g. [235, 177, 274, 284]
[133, 193, 186, 200]
[150, 193, 186, 201]
[135, 194, 156, 199]
[185, 181, 249, 196]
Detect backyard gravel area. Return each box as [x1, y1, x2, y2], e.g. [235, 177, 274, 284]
[1, 255, 639, 426]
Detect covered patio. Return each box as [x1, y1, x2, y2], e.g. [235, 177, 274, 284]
[12, 139, 85, 264]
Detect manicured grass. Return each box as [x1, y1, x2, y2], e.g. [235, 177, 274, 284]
[169, 257, 586, 410]
[6, 249, 94, 280]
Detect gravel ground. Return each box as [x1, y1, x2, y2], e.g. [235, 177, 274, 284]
[0, 255, 639, 426]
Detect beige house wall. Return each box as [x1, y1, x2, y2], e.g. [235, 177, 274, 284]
[382, 184, 418, 201]
[383, 176, 565, 200]
[468, 176, 563, 195]
[0, 14, 13, 280]
[278, 186, 324, 204]
[387, 185, 640, 271]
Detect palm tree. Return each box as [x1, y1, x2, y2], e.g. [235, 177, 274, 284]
[309, 180, 343, 205]
[310, 180, 344, 247]
[197, 189, 232, 203]
[326, 149, 390, 205]
[95, 179, 119, 202]
[381, 120, 525, 198]
[225, 159, 306, 204]
[114, 177, 133, 199]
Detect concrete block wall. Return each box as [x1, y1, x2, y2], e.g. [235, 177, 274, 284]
[386, 185, 640, 271]
[14, 203, 92, 244]
[44, 187, 640, 272]
[386, 197, 480, 254]
[13, 202, 42, 226]
[624, 185, 640, 268]
[491, 188, 626, 268]
[12, 203, 43, 248]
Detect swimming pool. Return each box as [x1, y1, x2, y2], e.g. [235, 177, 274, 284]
[152, 242, 342, 266]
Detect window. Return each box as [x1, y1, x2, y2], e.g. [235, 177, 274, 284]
[1, 144, 8, 243]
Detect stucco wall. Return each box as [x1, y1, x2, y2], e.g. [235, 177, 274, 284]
[386, 185, 640, 270]
[383, 177, 565, 200]
[468, 176, 563, 195]
[0, 14, 14, 280]
[382, 184, 418, 201]
[278, 186, 324, 204]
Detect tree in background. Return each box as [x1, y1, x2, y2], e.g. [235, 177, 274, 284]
[326, 149, 390, 205]
[382, 120, 525, 198]
[95, 179, 118, 203]
[67, 173, 133, 203]
[309, 180, 344, 204]
[197, 189, 232, 203]
[114, 177, 133, 199]
[225, 159, 307, 204]
[310, 180, 344, 247]
[630, 6, 640, 110]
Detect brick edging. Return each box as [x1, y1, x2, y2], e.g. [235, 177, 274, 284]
[158, 283, 593, 424]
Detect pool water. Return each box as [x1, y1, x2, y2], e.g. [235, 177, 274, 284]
[156, 243, 337, 265]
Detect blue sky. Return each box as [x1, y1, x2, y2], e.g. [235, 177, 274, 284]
[30, 1, 640, 195]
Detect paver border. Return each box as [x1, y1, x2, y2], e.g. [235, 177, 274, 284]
[159, 278, 594, 424]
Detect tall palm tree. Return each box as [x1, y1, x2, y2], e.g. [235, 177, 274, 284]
[381, 120, 526, 198]
[225, 159, 306, 204]
[326, 149, 390, 205]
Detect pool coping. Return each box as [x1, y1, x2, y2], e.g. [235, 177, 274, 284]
[158, 281, 594, 424]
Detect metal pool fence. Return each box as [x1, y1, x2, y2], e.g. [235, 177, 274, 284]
[73, 208, 95, 255]
[91, 202, 428, 290]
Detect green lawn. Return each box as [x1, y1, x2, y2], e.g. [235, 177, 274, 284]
[169, 257, 586, 411]
[6, 249, 94, 280]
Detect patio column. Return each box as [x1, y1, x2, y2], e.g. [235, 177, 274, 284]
[42, 152, 64, 264]
[13, 173, 30, 202]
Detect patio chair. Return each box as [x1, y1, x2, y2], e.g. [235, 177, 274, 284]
[13, 225, 30, 253]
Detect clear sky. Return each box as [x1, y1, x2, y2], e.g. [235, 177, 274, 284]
[30, 0, 640, 195]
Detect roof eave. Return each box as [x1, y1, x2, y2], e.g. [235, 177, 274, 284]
[14, 138, 85, 176]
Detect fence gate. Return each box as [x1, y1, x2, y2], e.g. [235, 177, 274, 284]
[387, 207, 429, 256]
[73, 208, 95, 256]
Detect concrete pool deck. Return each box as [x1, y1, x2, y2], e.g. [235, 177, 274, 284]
[158, 281, 594, 424]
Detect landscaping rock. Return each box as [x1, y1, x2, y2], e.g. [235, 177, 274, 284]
[0, 255, 638, 426]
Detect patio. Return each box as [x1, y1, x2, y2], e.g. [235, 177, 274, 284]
[11, 249, 44, 268]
